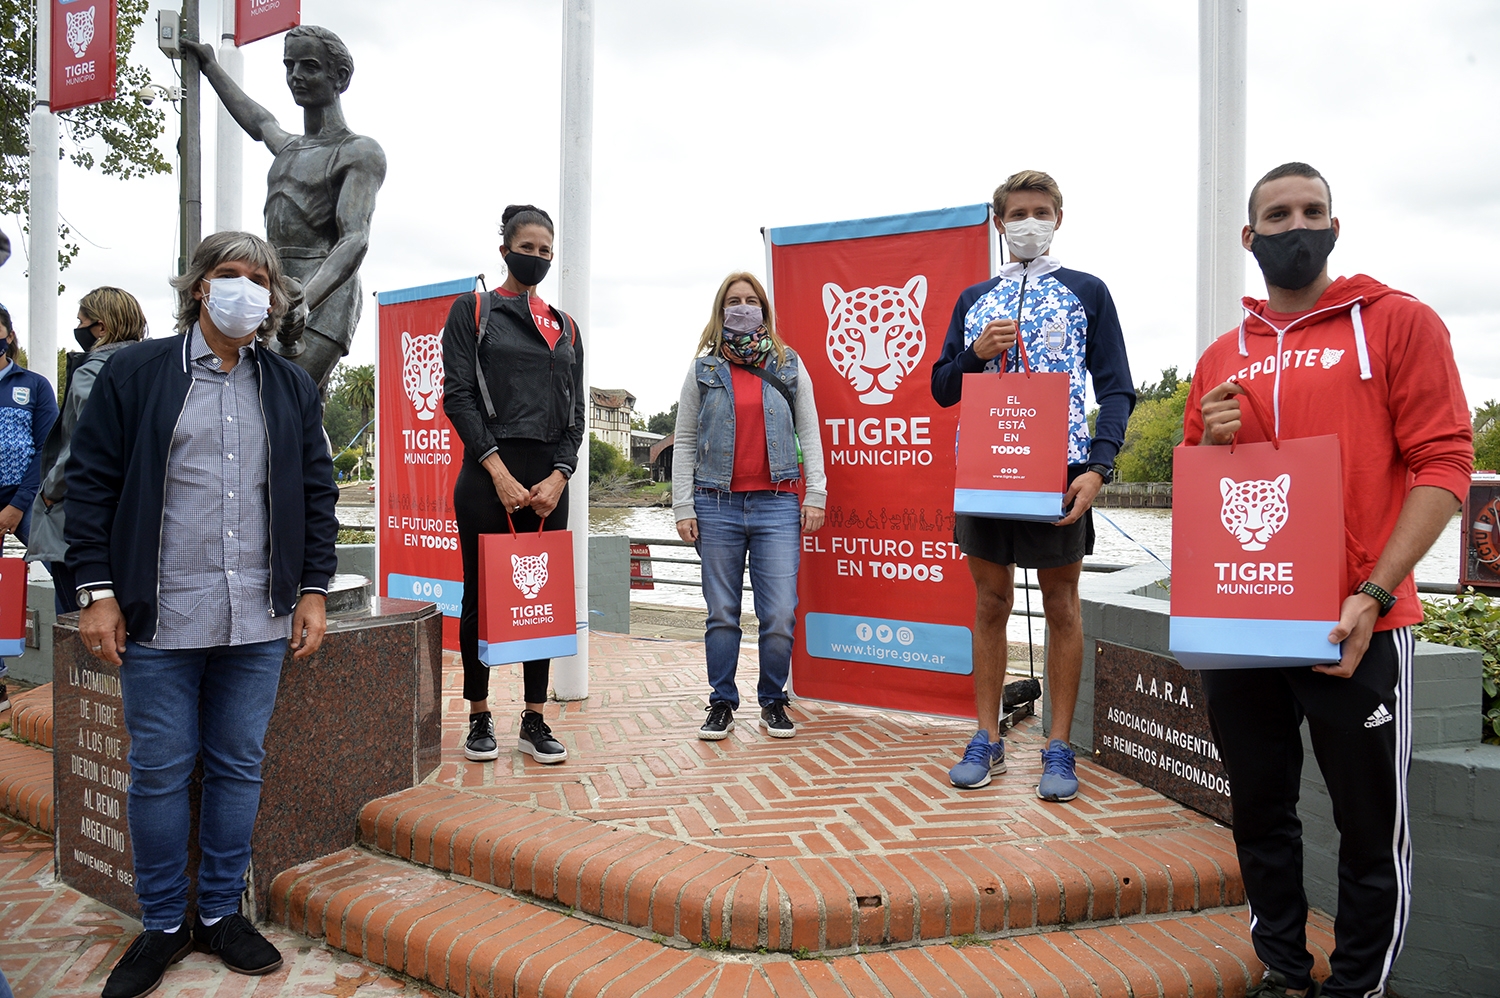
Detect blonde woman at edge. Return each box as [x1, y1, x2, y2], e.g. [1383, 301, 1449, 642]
[672, 272, 826, 740]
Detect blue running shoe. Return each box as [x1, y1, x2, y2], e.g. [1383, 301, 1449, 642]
[949, 730, 1006, 788]
[1038, 739, 1079, 802]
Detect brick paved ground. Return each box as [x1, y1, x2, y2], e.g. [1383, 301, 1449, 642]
[0, 817, 443, 997]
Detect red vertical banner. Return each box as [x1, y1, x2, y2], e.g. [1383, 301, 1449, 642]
[51, 0, 117, 113]
[235, 0, 300, 46]
[768, 205, 993, 718]
[377, 277, 476, 651]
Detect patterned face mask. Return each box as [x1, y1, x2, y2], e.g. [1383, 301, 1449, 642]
[721, 311, 773, 367]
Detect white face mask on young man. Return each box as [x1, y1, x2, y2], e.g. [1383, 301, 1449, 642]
[202, 276, 271, 337]
[1003, 217, 1056, 262]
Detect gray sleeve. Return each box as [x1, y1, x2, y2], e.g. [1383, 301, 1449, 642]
[671, 361, 701, 522]
[792, 356, 826, 509]
[41, 360, 100, 500]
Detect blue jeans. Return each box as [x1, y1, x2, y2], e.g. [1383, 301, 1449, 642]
[119, 638, 287, 929]
[694, 488, 801, 709]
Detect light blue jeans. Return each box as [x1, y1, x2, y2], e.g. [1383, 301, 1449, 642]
[694, 488, 801, 709]
[119, 638, 287, 929]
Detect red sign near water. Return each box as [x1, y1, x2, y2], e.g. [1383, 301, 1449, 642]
[51, 0, 116, 113]
[768, 205, 993, 718]
[235, 0, 299, 47]
[377, 278, 476, 651]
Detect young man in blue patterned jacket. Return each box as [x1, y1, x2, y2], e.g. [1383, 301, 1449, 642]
[931, 170, 1135, 801]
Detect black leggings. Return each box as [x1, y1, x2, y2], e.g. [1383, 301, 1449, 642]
[455, 441, 570, 705]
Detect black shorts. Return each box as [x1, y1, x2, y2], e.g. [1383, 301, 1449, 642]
[954, 469, 1095, 569]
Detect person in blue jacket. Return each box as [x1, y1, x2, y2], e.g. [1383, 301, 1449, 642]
[930, 170, 1135, 802]
[0, 302, 59, 712]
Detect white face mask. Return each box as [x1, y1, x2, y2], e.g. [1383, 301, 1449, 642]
[202, 276, 272, 337]
[1003, 217, 1057, 261]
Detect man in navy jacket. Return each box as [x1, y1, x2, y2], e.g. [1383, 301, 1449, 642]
[931, 170, 1134, 802]
[66, 232, 338, 998]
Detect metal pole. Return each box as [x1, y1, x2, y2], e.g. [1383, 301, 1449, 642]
[1195, 0, 1247, 356]
[214, 0, 242, 232]
[179, 0, 201, 273]
[28, 0, 58, 377]
[552, 0, 593, 702]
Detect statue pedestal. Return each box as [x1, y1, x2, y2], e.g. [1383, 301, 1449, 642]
[52, 595, 443, 919]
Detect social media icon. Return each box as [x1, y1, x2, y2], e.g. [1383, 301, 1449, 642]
[876, 625, 894, 643]
[896, 627, 915, 646]
[434, 583, 443, 598]
[411, 581, 421, 596]
[422, 582, 433, 597]
[855, 622, 873, 642]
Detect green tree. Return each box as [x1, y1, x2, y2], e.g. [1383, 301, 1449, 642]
[589, 432, 624, 483]
[647, 402, 678, 436]
[334, 363, 375, 441]
[322, 363, 363, 455]
[1473, 399, 1500, 473]
[2, 0, 170, 275]
[1115, 375, 1192, 483]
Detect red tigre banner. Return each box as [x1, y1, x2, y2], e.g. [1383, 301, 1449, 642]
[768, 205, 993, 718]
[51, 0, 116, 114]
[377, 277, 476, 651]
[235, 0, 300, 47]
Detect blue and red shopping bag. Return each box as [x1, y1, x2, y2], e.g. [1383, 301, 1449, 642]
[476, 515, 577, 666]
[1170, 387, 1344, 669]
[0, 558, 26, 656]
[953, 338, 1070, 521]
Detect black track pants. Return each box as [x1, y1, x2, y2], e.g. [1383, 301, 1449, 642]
[455, 442, 570, 705]
[1201, 628, 1413, 998]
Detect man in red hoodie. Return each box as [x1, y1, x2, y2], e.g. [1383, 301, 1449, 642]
[1184, 163, 1473, 998]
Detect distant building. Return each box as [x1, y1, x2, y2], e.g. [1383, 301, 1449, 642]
[631, 430, 665, 468]
[648, 433, 675, 481]
[589, 387, 636, 455]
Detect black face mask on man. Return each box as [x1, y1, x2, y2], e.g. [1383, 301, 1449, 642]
[503, 251, 551, 288]
[1250, 227, 1337, 292]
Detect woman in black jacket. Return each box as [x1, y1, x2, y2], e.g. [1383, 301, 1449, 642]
[442, 204, 586, 765]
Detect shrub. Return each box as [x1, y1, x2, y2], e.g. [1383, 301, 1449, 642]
[589, 433, 628, 483]
[1414, 589, 1500, 744]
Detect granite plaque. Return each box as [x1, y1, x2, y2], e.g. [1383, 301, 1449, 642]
[54, 597, 443, 918]
[1092, 641, 1232, 825]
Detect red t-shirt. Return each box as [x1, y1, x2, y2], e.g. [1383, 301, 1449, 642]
[730, 364, 775, 492]
[495, 287, 563, 349]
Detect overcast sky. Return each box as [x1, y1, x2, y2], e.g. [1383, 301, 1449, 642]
[3, 0, 1497, 418]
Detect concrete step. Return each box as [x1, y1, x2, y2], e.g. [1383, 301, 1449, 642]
[3, 682, 54, 748]
[355, 785, 1257, 957]
[0, 737, 54, 833]
[271, 846, 1327, 998]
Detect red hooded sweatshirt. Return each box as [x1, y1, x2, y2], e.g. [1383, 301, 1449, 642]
[1184, 275, 1473, 631]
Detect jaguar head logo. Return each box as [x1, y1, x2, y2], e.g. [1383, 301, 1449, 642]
[65, 6, 96, 60]
[1220, 475, 1291, 552]
[512, 553, 548, 600]
[823, 275, 928, 405]
[401, 330, 444, 421]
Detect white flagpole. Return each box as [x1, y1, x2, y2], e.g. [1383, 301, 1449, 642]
[214, 0, 242, 232]
[28, 0, 59, 376]
[1196, 0, 1247, 357]
[552, 0, 594, 702]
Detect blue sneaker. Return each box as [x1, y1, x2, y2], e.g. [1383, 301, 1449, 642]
[1038, 739, 1079, 802]
[948, 730, 1006, 788]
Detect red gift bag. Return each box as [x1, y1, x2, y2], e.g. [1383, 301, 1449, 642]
[0, 557, 26, 656]
[953, 337, 1070, 521]
[476, 514, 578, 666]
[1170, 388, 1344, 669]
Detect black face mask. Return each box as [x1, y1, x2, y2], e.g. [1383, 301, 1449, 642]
[1250, 227, 1337, 291]
[74, 324, 98, 351]
[503, 251, 551, 288]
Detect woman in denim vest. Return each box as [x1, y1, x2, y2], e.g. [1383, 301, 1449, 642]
[672, 272, 826, 739]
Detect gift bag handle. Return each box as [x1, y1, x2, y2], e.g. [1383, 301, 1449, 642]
[1228, 378, 1280, 452]
[503, 508, 550, 537]
[997, 329, 1034, 380]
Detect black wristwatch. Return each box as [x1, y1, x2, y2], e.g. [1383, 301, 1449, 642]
[1357, 581, 1397, 617]
[1085, 463, 1114, 484]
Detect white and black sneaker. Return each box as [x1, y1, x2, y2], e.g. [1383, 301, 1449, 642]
[464, 711, 499, 761]
[518, 710, 568, 764]
[760, 702, 796, 738]
[0, 682, 9, 713]
[698, 701, 735, 740]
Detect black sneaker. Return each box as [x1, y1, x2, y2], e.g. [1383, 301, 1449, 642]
[0, 682, 9, 712]
[193, 912, 283, 975]
[698, 701, 735, 740]
[1246, 970, 1322, 997]
[464, 711, 499, 761]
[760, 702, 795, 738]
[518, 710, 568, 764]
[101, 926, 193, 998]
